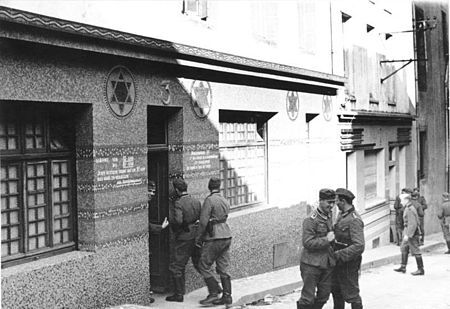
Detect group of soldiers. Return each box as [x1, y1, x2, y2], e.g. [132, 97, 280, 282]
[297, 188, 365, 309]
[148, 177, 233, 306]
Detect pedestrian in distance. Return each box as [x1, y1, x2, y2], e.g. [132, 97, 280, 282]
[195, 177, 233, 306]
[331, 188, 365, 309]
[296, 189, 336, 309]
[393, 188, 412, 246]
[394, 192, 425, 275]
[437, 192, 450, 254]
[412, 187, 427, 245]
[165, 178, 202, 302]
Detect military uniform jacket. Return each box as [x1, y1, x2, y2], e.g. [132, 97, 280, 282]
[393, 195, 404, 226]
[411, 200, 424, 218]
[196, 191, 232, 243]
[171, 193, 202, 241]
[403, 202, 420, 237]
[437, 200, 450, 224]
[334, 207, 365, 263]
[300, 208, 336, 269]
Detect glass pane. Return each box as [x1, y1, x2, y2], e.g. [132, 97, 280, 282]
[53, 191, 60, 203]
[10, 226, 19, 238]
[0, 138, 6, 150]
[53, 205, 61, 216]
[9, 211, 18, 224]
[9, 166, 17, 178]
[61, 190, 68, 201]
[27, 165, 34, 177]
[61, 177, 68, 188]
[37, 207, 45, 219]
[1, 243, 8, 256]
[38, 235, 46, 248]
[27, 194, 35, 206]
[9, 196, 18, 208]
[54, 179, 60, 189]
[36, 165, 44, 176]
[9, 181, 18, 194]
[25, 124, 33, 134]
[37, 194, 44, 205]
[38, 221, 46, 234]
[1, 228, 7, 240]
[0, 124, 5, 135]
[35, 125, 42, 134]
[29, 223, 36, 236]
[8, 137, 17, 150]
[54, 232, 61, 244]
[1, 213, 7, 225]
[61, 203, 69, 214]
[10, 241, 19, 254]
[63, 231, 69, 242]
[27, 179, 35, 191]
[62, 218, 69, 229]
[37, 179, 44, 190]
[1, 166, 5, 179]
[1, 182, 6, 194]
[25, 137, 34, 149]
[53, 164, 60, 174]
[1, 197, 7, 210]
[28, 238, 36, 250]
[35, 137, 44, 149]
[60, 163, 68, 174]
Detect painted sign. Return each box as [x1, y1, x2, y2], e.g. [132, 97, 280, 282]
[286, 91, 299, 121]
[323, 95, 333, 121]
[185, 150, 217, 171]
[191, 80, 212, 118]
[105, 65, 136, 118]
[95, 155, 146, 188]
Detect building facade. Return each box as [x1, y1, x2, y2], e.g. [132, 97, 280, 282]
[0, 1, 418, 308]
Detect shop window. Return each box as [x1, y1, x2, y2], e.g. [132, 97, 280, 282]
[182, 0, 208, 21]
[1, 104, 76, 267]
[364, 149, 381, 202]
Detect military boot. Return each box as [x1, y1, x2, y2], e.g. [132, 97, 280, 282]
[165, 276, 184, 302]
[411, 255, 425, 276]
[199, 277, 220, 305]
[351, 302, 363, 309]
[296, 301, 312, 309]
[332, 295, 345, 309]
[313, 302, 326, 309]
[394, 252, 408, 273]
[212, 276, 232, 305]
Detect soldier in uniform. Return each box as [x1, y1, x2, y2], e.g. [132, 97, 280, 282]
[394, 192, 425, 275]
[331, 188, 365, 309]
[296, 189, 336, 309]
[437, 192, 450, 254]
[412, 188, 427, 245]
[195, 177, 233, 306]
[393, 188, 412, 245]
[165, 178, 202, 302]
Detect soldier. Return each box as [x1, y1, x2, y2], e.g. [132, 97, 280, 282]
[412, 187, 427, 245]
[331, 188, 365, 309]
[195, 177, 233, 306]
[394, 192, 425, 275]
[165, 178, 202, 302]
[296, 189, 336, 309]
[437, 192, 450, 254]
[393, 188, 412, 246]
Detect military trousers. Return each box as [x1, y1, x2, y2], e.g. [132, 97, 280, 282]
[298, 262, 333, 305]
[400, 234, 421, 256]
[331, 256, 362, 304]
[169, 238, 200, 279]
[198, 238, 231, 280]
[441, 221, 450, 242]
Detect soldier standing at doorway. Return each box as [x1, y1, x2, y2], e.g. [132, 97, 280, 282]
[331, 188, 365, 309]
[166, 178, 202, 302]
[296, 189, 336, 309]
[438, 192, 450, 254]
[412, 187, 427, 245]
[195, 177, 233, 306]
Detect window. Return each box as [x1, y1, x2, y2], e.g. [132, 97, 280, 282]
[415, 6, 427, 92]
[182, 0, 207, 20]
[297, 2, 316, 53]
[364, 150, 379, 201]
[419, 130, 427, 179]
[1, 103, 76, 267]
[252, 2, 279, 46]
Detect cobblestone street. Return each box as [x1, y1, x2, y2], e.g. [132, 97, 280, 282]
[246, 247, 450, 309]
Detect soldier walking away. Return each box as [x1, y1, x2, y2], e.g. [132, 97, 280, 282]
[412, 187, 427, 245]
[166, 178, 202, 302]
[331, 188, 365, 309]
[438, 192, 450, 254]
[394, 192, 425, 275]
[393, 188, 412, 245]
[195, 177, 233, 306]
[296, 189, 336, 309]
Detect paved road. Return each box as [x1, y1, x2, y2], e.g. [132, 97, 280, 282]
[246, 248, 450, 309]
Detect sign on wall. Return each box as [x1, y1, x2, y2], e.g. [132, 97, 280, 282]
[191, 80, 212, 118]
[95, 155, 146, 189]
[105, 65, 137, 118]
[322, 95, 333, 121]
[286, 91, 299, 121]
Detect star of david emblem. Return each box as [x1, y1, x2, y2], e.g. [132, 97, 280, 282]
[105, 66, 136, 118]
[286, 91, 299, 121]
[191, 81, 212, 118]
[322, 95, 333, 121]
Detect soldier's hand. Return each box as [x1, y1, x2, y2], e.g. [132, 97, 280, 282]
[161, 217, 169, 229]
[327, 231, 335, 242]
[403, 235, 409, 242]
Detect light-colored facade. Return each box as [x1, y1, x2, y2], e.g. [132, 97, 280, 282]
[0, 1, 419, 308]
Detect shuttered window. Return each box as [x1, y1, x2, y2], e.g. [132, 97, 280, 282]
[364, 150, 378, 201]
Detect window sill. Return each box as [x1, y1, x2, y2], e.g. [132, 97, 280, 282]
[1, 250, 93, 278]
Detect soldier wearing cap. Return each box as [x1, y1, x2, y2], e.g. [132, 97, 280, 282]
[296, 189, 336, 309]
[393, 188, 412, 245]
[331, 188, 365, 309]
[437, 192, 450, 254]
[412, 188, 427, 245]
[166, 178, 202, 302]
[394, 192, 424, 275]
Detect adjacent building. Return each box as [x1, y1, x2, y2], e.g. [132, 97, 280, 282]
[0, 1, 424, 308]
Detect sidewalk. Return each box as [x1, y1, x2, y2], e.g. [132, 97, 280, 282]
[109, 232, 446, 309]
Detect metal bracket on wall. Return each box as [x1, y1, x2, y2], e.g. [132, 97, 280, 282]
[380, 59, 427, 83]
